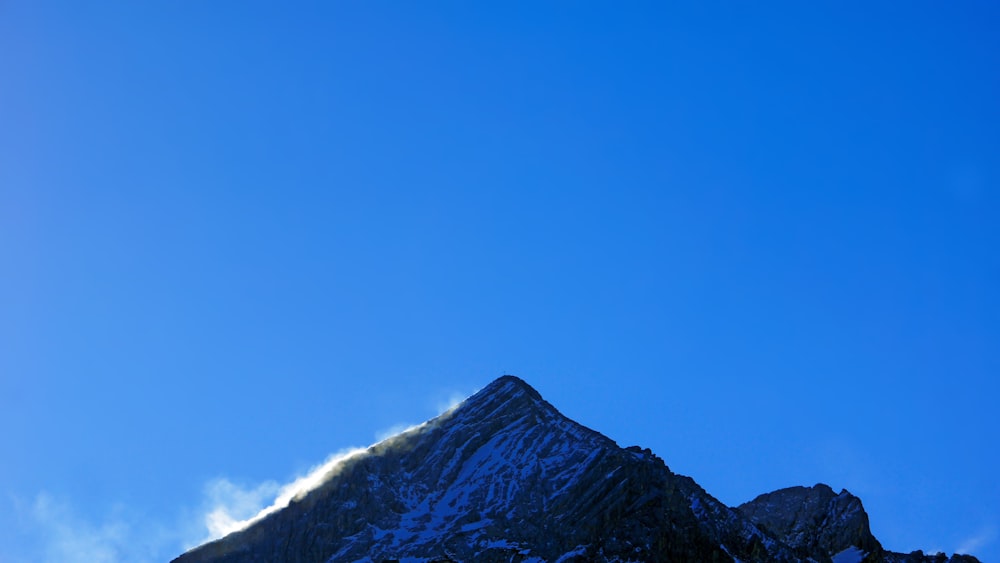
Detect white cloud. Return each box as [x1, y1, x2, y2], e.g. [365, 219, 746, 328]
[195, 447, 368, 545]
[375, 423, 420, 442]
[956, 524, 996, 556]
[15, 388, 481, 560]
[31, 493, 125, 563]
[13, 448, 371, 562]
[200, 479, 281, 541]
[19, 492, 170, 563]
[373, 387, 473, 445]
[435, 389, 471, 415]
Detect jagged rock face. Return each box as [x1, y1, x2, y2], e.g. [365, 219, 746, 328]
[883, 552, 982, 563]
[736, 484, 882, 561]
[172, 376, 981, 563]
[735, 486, 980, 563]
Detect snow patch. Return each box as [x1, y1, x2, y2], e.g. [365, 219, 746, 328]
[832, 546, 866, 563]
[555, 544, 590, 562]
[720, 544, 744, 563]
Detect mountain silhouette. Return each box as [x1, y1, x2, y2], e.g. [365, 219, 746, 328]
[173, 375, 980, 563]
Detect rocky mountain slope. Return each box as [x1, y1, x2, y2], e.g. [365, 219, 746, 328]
[173, 376, 981, 563]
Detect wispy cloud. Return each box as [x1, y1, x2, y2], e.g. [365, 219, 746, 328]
[195, 447, 368, 546]
[956, 524, 996, 556]
[14, 387, 480, 560]
[374, 423, 421, 443]
[373, 387, 473, 444]
[30, 493, 127, 563]
[17, 492, 173, 563]
[435, 389, 471, 415]
[200, 479, 281, 541]
[192, 389, 480, 546]
[12, 448, 372, 561]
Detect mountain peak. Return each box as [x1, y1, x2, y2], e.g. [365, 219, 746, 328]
[174, 376, 982, 563]
[472, 374, 544, 404]
[737, 482, 882, 560]
[446, 374, 552, 429]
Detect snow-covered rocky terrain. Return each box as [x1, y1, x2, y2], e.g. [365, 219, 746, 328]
[172, 376, 981, 563]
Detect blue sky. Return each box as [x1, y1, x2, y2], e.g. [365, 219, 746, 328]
[1, 2, 998, 561]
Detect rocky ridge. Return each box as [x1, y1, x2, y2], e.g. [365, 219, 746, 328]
[173, 376, 981, 563]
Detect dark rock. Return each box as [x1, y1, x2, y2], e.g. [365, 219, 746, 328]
[171, 376, 981, 563]
[736, 483, 882, 561]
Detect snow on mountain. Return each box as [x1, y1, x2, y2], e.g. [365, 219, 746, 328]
[172, 376, 982, 563]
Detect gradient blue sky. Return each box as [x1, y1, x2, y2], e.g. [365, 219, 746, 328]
[2, 2, 998, 561]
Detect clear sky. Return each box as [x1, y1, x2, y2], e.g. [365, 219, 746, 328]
[1, 2, 998, 562]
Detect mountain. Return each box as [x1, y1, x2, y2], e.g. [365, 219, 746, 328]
[173, 376, 981, 563]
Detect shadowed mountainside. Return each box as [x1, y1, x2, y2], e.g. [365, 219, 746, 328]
[173, 376, 980, 563]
